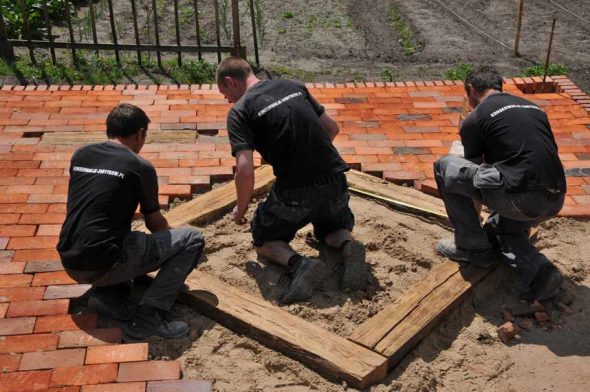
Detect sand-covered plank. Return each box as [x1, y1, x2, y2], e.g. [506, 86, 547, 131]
[181, 271, 389, 389]
[41, 131, 198, 145]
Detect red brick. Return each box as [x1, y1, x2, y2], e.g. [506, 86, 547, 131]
[0, 333, 59, 353]
[0, 353, 21, 372]
[0, 370, 51, 391]
[7, 185, 54, 194]
[25, 260, 65, 273]
[34, 314, 98, 333]
[117, 361, 180, 383]
[0, 287, 45, 303]
[45, 284, 91, 300]
[41, 386, 81, 392]
[14, 249, 60, 262]
[86, 343, 149, 365]
[81, 382, 146, 392]
[0, 214, 20, 224]
[158, 184, 192, 198]
[58, 328, 122, 348]
[7, 299, 69, 317]
[19, 214, 65, 224]
[50, 364, 118, 387]
[0, 303, 7, 318]
[497, 321, 517, 344]
[28, 194, 68, 204]
[0, 317, 36, 335]
[0, 224, 37, 237]
[0, 273, 33, 288]
[0, 262, 25, 274]
[20, 348, 86, 371]
[37, 224, 63, 236]
[32, 271, 77, 286]
[0, 203, 48, 213]
[8, 236, 59, 250]
[0, 238, 7, 250]
[147, 380, 212, 392]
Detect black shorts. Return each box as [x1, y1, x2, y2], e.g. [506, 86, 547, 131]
[251, 173, 355, 247]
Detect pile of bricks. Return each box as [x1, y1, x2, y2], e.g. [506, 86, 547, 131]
[0, 76, 589, 390]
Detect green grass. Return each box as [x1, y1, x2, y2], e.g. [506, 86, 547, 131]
[278, 27, 287, 34]
[521, 63, 569, 77]
[166, 59, 217, 85]
[444, 63, 473, 81]
[380, 68, 395, 82]
[388, 4, 417, 56]
[283, 11, 294, 19]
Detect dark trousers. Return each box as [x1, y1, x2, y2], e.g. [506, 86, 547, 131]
[71, 227, 205, 312]
[434, 155, 564, 286]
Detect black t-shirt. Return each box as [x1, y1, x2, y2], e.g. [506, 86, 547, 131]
[227, 79, 348, 188]
[460, 93, 566, 193]
[57, 142, 160, 275]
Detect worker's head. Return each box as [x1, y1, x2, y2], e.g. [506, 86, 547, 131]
[106, 103, 151, 153]
[464, 66, 503, 108]
[216, 56, 253, 103]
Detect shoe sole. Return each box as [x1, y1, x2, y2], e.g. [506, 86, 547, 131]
[435, 243, 497, 268]
[342, 240, 367, 291]
[280, 259, 325, 305]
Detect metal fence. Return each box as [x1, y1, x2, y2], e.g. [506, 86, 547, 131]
[0, 0, 260, 69]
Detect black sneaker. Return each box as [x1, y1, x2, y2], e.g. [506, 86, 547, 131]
[341, 240, 367, 291]
[280, 258, 325, 305]
[435, 238, 498, 268]
[88, 287, 135, 322]
[526, 263, 564, 301]
[126, 305, 190, 340]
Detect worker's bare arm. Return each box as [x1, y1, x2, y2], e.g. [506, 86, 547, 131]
[319, 113, 340, 141]
[233, 149, 255, 224]
[144, 210, 171, 233]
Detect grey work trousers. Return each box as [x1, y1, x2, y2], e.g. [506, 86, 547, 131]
[72, 227, 205, 312]
[434, 155, 564, 286]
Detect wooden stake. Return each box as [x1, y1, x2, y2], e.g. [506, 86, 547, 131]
[514, 0, 525, 56]
[543, 18, 557, 87]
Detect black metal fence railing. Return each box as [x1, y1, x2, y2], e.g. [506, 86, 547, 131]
[0, 0, 260, 69]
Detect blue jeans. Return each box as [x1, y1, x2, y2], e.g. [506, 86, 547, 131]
[434, 155, 564, 286]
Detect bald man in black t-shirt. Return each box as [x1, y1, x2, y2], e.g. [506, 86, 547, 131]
[216, 57, 367, 304]
[434, 66, 565, 301]
[58, 104, 205, 340]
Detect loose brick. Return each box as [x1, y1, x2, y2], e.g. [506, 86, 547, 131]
[32, 271, 77, 286]
[0, 262, 25, 274]
[45, 284, 92, 300]
[117, 361, 181, 383]
[86, 343, 149, 365]
[7, 299, 69, 317]
[34, 314, 98, 333]
[0, 317, 36, 335]
[0, 287, 45, 303]
[0, 333, 58, 353]
[497, 321, 518, 344]
[147, 380, 212, 392]
[0, 370, 51, 391]
[0, 353, 21, 372]
[58, 328, 122, 348]
[518, 318, 534, 331]
[50, 364, 118, 387]
[0, 273, 33, 288]
[20, 348, 86, 371]
[81, 382, 146, 392]
[25, 260, 64, 273]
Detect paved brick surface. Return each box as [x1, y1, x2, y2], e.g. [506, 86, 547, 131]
[0, 78, 586, 389]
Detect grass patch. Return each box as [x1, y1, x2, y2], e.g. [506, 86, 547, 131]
[283, 11, 294, 19]
[278, 28, 287, 34]
[521, 63, 569, 77]
[165, 59, 217, 85]
[444, 63, 473, 81]
[388, 3, 417, 56]
[380, 68, 396, 82]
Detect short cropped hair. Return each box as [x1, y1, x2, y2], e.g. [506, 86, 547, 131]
[106, 104, 150, 138]
[465, 66, 503, 93]
[216, 56, 253, 86]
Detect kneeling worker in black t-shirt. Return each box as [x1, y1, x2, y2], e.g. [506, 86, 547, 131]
[434, 66, 565, 301]
[217, 57, 367, 304]
[57, 104, 205, 339]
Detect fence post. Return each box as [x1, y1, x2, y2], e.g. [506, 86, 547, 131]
[231, 0, 244, 58]
[0, 8, 15, 62]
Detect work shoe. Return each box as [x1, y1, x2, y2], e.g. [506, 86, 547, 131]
[126, 304, 189, 340]
[341, 240, 368, 291]
[435, 238, 498, 268]
[526, 263, 564, 301]
[88, 287, 135, 322]
[280, 257, 325, 305]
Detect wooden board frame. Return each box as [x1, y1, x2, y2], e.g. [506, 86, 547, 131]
[140, 165, 492, 388]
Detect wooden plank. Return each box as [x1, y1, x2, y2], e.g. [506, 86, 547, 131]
[40, 131, 197, 145]
[182, 271, 388, 389]
[373, 266, 490, 365]
[346, 170, 448, 219]
[349, 261, 461, 349]
[139, 165, 275, 230]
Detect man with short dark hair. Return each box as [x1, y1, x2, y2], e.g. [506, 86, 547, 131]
[434, 66, 566, 301]
[58, 103, 205, 339]
[216, 56, 367, 304]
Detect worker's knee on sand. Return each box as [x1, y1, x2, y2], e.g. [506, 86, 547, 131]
[172, 226, 205, 253]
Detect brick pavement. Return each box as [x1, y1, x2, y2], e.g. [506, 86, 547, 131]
[0, 76, 588, 390]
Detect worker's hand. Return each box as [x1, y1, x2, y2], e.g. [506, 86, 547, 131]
[232, 206, 247, 225]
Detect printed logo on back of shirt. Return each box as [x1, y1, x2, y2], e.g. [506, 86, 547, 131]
[489, 104, 543, 118]
[257, 92, 303, 117]
[72, 166, 125, 179]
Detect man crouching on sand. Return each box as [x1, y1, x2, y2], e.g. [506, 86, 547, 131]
[217, 56, 367, 304]
[57, 103, 205, 340]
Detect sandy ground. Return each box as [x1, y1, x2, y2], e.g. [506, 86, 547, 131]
[133, 195, 590, 391]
